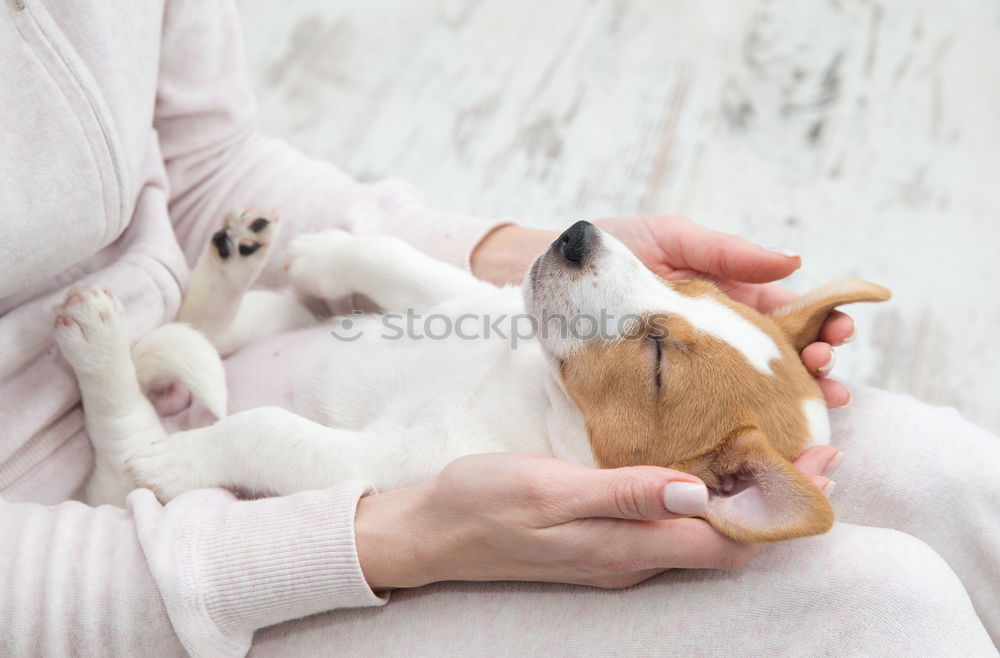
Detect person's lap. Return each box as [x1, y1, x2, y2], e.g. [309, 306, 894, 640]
[828, 386, 1000, 640]
[250, 388, 1000, 655]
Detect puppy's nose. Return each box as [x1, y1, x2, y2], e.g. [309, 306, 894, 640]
[552, 220, 596, 265]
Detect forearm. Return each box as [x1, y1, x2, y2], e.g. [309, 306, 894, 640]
[354, 482, 437, 591]
[470, 224, 557, 286]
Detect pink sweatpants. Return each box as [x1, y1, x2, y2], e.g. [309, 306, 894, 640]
[251, 387, 1000, 656]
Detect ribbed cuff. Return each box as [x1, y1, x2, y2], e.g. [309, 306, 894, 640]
[201, 483, 387, 639]
[131, 483, 386, 658]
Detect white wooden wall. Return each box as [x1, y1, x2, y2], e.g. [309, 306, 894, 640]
[237, 0, 1000, 433]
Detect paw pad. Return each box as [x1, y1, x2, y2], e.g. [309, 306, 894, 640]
[212, 209, 281, 260]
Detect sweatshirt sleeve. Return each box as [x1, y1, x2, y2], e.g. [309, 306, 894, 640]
[0, 484, 386, 658]
[155, 1, 511, 285]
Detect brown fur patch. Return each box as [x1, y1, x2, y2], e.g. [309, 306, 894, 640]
[561, 277, 886, 542]
[562, 281, 821, 476]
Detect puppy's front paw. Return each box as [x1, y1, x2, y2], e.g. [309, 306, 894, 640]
[126, 433, 215, 502]
[53, 286, 129, 374]
[286, 229, 355, 298]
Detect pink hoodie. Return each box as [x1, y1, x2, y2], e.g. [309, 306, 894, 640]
[0, 1, 505, 655]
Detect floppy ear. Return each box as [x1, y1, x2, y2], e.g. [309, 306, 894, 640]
[769, 278, 891, 352]
[702, 429, 834, 543]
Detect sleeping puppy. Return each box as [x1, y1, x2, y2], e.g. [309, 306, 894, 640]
[54, 215, 889, 542]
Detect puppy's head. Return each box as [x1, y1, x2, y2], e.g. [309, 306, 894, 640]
[524, 221, 891, 542]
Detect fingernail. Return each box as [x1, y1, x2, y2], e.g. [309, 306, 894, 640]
[841, 326, 857, 344]
[822, 451, 845, 478]
[821, 480, 837, 498]
[818, 349, 836, 375]
[836, 388, 853, 409]
[663, 482, 709, 515]
[767, 247, 800, 258]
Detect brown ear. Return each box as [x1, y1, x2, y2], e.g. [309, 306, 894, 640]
[769, 278, 891, 352]
[702, 429, 834, 543]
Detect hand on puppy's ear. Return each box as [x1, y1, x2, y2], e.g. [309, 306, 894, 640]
[702, 429, 835, 543]
[769, 278, 891, 352]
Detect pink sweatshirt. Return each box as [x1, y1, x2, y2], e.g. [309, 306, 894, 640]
[0, 2, 505, 655]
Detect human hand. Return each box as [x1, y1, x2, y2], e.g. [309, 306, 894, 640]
[354, 448, 839, 591]
[471, 218, 853, 407]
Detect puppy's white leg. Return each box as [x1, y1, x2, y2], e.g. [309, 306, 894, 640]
[128, 407, 394, 500]
[54, 287, 166, 505]
[178, 209, 315, 355]
[211, 289, 317, 356]
[288, 230, 496, 312]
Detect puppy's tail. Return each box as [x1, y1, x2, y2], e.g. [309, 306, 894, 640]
[132, 323, 228, 419]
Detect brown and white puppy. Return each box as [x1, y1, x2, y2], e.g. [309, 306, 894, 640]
[57, 218, 889, 544]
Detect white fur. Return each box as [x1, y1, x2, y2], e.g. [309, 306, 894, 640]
[132, 323, 228, 419]
[55, 222, 808, 505]
[803, 398, 831, 446]
[525, 231, 781, 373]
[212, 289, 317, 356]
[54, 288, 168, 505]
[125, 231, 572, 499]
[177, 209, 292, 356]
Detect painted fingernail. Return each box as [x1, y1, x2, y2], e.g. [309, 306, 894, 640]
[767, 247, 800, 258]
[821, 480, 837, 498]
[822, 451, 845, 478]
[836, 388, 853, 409]
[663, 482, 709, 515]
[818, 349, 836, 375]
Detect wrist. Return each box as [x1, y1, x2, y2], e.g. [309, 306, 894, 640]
[470, 224, 556, 286]
[354, 483, 439, 591]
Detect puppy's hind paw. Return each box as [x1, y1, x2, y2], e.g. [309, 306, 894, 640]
[53, 286, 129, 374]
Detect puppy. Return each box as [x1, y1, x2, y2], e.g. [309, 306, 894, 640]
[54, 215, 889, 542]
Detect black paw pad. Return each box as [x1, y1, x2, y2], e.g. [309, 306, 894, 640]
[249, 218, 270, 233]
[238, 242, 263, 257]
[212, 229, 233, 259]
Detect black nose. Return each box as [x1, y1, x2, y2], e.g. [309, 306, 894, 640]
[552, 220, 596, 265]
